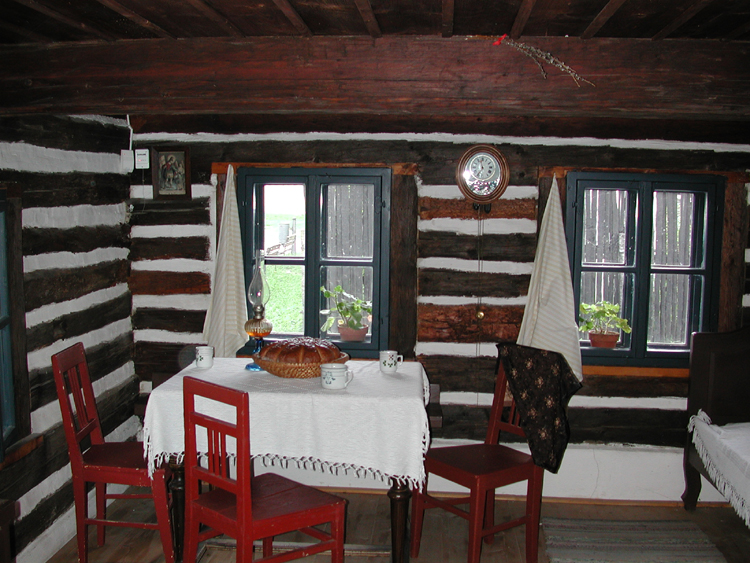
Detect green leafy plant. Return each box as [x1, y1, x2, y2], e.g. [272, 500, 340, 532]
[320, 285, 373, 331]
[578, 300, 632, 334]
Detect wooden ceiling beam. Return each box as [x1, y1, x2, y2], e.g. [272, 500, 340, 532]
[354, 0, 381, 38]
[0, 20, 52, 43]
[724, 19, 750, 40]
[652, 0, 713, 40]
[510, 0, 537, 39]
[1, 36, 747, 123]
[183, 0, 244, 37]
[582, 0, 629, 40]
[92, 0, 176, 39]
[272, 0, 312, 36]
[442, 0, 454, 38]
[10, 0, 116, 40]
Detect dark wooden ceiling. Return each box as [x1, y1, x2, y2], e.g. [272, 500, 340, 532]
[3, 0, 749, 46]
[2, 1, 750, 142]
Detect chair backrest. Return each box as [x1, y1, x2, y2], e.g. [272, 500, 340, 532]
[183, 377, 252, 523]
[688, 326, 750, 425]
[486, 346, 526, 444]
[51, 343, 104, 467]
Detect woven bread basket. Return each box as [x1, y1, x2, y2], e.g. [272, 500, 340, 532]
[252, 352, 349, 379]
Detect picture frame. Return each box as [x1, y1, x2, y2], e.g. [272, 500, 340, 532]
[151, 147, 191, 199]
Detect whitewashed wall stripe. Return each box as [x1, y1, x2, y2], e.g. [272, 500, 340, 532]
[22, 203, 128, 228]
[23, 249, 129, 273]
[25, 284, 130, 329]
[418, 217, 537, 234]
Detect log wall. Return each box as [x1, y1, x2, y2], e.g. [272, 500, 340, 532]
[0, 115, 137, 562]
[132, 133, 750, 452]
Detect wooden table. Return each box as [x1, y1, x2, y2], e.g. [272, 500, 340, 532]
[143, 358, 430, 563]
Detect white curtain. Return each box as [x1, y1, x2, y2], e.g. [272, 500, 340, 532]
[202, 165, 248, 357]
[516, 175, 582, 379]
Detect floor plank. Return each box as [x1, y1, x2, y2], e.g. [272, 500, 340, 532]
[45, 490, 750, 563]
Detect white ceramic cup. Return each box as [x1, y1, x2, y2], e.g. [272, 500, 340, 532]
[195, 346, 214, 368]
[379, 350, 403, 374]
[320, 363, 353, 390]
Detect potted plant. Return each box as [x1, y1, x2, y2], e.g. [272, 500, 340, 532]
[578, 300, 632, 348]
[320, 285, 373, 342]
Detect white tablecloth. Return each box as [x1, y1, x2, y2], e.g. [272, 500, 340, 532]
[143, 358, 430, 490]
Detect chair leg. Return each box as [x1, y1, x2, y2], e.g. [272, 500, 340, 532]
[152, 470, 175, 563]
[483, 489, 495, 545]
[72, 478, 89, 563]
[237, 536, 253, 563]
[525, 467, 544, 563]
[95, 482, 106, 547]
[262, 536, 273, 558]
[467, 490, 485, 563]
[331, 507, 345, 563]
[409, 489, 425, 558]
[182, 506, 199, 563]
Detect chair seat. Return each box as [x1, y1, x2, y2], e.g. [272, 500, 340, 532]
[82, 441, 149, 471]
[194, 473, 345, 527]
[426, 444, 534, 480]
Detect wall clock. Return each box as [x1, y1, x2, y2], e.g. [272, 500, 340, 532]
[456, 145, 510, 203]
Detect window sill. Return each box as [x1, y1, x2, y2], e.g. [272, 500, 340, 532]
[0, 434, 43, 471]
[581, 365, 689, 378]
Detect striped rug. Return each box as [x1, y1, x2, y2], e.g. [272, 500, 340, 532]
[543, 518, 727, 562]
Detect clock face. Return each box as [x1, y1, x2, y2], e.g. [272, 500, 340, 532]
[457, 146, 509, 202]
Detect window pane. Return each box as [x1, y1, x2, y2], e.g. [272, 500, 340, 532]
[324, 183, 374, 259]
[652, 191, 696, 267]
[320, 265, 373, 340]
[582, 189, 629, 265]
[265, 264, 305, 335]
[579, 271, 633, 343]
[263, 184, 305, 257]
[648, 273, 691, 346]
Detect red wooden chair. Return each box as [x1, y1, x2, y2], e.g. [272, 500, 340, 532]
[182, 376, 346, 563]
[410, 347, 547, 563]
[51, 342, 174, 563]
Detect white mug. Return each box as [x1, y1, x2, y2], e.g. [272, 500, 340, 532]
[379, 350, 403, 374]
[195, 346, 214, 368]
[321, 363, 353, 390]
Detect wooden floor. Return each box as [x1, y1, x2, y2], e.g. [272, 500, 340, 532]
[46, 490, 750, 563]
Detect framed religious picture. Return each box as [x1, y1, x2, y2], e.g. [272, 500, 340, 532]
[151, 147, 191, 200]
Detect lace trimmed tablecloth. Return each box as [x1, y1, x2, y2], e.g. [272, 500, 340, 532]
[143, 358, 430, 491]
[689, 410, 750, 527]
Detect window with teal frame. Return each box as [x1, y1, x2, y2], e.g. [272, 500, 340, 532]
[0, 194, 15, 461]
[565, 172, 724, 367]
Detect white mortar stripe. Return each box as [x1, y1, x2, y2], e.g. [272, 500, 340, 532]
[27, 319, 133, 371]
[130, 183, 213, 200]
[22, 203, 128, 229]
[25, 284, 129, 329]
[133, 329, 204, 344]
[418, 295, 528, 306]
[743, 294, 750, 307]
[131, 224, 213, 238]
[441, 391, 686, 411]
[0, 142, 123, 173]
[419, 217, 537, 234]
[418, 257, 533, 274]
[23, 248, 129, 273]
[133, 131, 750, 153]
[418, 184, 538, 200]
[30, 362, 135, 434]
[416, 342, 498, 357]
[132, 293, 211, 310]
[131, 258, 212, 273]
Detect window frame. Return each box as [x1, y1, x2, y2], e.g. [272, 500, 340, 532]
[0, 185, 30, 462]
[237, 167, 391, 358]
[565, 171, 724, 367]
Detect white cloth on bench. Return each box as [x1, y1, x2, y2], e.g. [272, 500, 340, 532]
[689, 410, 750, 527]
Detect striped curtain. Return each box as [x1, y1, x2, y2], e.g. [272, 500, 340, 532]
[202, 165, 248, 357]
[516, 175, 582, 380]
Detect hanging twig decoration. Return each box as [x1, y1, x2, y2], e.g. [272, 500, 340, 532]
[493, 34, 595, 87]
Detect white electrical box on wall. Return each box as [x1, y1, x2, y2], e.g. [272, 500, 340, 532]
[135, 149, 150, 169]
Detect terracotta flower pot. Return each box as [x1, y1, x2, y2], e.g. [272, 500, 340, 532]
[588, 331, 619, 348]
[337, 325, 369, 342]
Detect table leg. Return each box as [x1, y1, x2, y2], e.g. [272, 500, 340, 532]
[168, 460, 185, 563]
[387, 480, 410, 563]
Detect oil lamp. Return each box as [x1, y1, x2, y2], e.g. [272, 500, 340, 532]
[244, 249, 272, 370]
